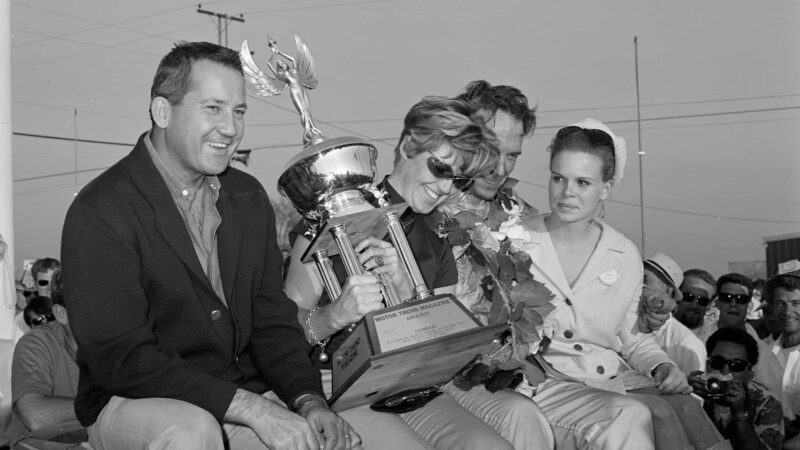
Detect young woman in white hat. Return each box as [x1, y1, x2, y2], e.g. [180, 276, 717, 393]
[518, 119, 731, 450]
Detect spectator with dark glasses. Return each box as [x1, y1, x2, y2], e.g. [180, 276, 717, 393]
[689, 327, 784, 450]
[707, 273, 784, 404]
[677, 268, 719, 342]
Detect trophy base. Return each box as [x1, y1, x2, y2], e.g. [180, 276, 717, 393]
[329, 294, 507, 411]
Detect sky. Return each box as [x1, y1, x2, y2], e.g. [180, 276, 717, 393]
[7, 0, 800, 278]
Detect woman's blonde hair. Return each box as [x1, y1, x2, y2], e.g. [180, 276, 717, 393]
[393, 96, 498, 178]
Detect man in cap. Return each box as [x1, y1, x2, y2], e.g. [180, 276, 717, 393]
[640, 252, 707, 374]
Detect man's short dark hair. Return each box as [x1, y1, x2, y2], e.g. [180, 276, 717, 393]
[682, 268, 716, 288]
[766, 274, 800, 304]
[31, 257, 60, 279]
[23, 296, 55, 327]
[456, 80, 537, 136]
[149, 41, 243, 124]
[706, 327, 759, 366]
[716, 273, 753, 297]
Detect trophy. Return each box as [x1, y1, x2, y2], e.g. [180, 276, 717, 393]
[241, 36, 506, 411]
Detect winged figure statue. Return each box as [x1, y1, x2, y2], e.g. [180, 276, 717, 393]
[241, 36, 325, 145]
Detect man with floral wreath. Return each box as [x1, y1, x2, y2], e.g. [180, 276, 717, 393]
[425, 80, 539, 325]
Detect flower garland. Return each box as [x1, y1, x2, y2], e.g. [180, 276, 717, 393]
[427, 186, 556, 388]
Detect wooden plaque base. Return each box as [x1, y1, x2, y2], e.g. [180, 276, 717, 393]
[329, 294, 508, 411]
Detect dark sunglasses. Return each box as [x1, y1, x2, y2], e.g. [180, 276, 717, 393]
[37, 279, 49, 287]
[708, 355, 750, 372]
[682, 291, 711, 307]
[556, 126, 614, 147]
[30, 315, 48, 327]
[426, 152, 474, 191]
[717, 292, 750, 305]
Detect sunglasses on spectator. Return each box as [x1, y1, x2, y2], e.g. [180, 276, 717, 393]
[707, 355, 750, 372]
[717, 292, 750, 305]
[30, 315, 48, 327]
[682, 291, 711, 307]
[555, 126, 614, 147]
[37, 279, 49, 287]
[426, 151, 474, 191]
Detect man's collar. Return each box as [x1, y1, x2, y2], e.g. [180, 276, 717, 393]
[144, 131, 221, 201]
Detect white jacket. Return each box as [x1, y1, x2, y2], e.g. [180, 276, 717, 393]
[522, 215, 672, 386]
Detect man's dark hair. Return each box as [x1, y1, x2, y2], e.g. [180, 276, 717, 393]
[706, 327, 759, 366]
[765, 274, 800, 304]
[149, 41, 243, 124]
[31, 257, 60, 279]
[716, 273, 753, 297]
[23, 296, 55, 327]
[456, 80, 537, 137]
[682, 268, 716, 288]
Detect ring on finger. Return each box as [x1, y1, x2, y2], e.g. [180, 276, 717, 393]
[373, 255, 384, 267]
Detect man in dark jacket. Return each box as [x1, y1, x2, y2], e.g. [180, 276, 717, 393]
[61, 41, 362, 450]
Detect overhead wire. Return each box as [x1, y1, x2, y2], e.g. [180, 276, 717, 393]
[242, 93, 800, 127]
[12, 20, 209, 71]
[243, 0, 389, 15]
[11, 2, 199, 48]
[514, 179, 800, 225]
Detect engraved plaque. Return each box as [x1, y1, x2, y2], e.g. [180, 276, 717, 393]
[371, 296, 479, 352]
[330, 294, 507, 411]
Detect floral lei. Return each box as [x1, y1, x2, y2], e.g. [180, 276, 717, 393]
[426, 183, 557, 388]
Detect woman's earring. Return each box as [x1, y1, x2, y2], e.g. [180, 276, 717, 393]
[599, 200, 606, 219]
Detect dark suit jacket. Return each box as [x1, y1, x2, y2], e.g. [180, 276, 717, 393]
[61, 133, 322, 426]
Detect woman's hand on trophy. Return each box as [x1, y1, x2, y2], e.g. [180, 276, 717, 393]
[355, 237, 413, 299]
[332, 275, 384, 329]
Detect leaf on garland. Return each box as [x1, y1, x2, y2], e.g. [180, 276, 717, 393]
[452, 210, 485, 230]
[514, 313, 542, 344]
[484, 204, 510, 230]
[522, 354, 547, 386]
[496, 358, 523, 371]
[521, 307, 546, 330]
[510, 278, 556, 307]
[509, 303, 525, 322]
[471, 223, 501, 254]
[496, 253, 516, 285]
[447, 228, 471, 247]
[487, 285, 508, 325]
[499, 237, 512, 255]
[467, 245, 489, 268]
[530, 303, 557, 323]
[511, 251, 533, 281]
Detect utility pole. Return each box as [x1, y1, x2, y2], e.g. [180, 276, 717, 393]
[196, 4, 244, 47]
[634, 36, 646, 255]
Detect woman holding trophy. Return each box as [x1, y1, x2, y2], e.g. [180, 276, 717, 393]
[284, 96, 554, 449]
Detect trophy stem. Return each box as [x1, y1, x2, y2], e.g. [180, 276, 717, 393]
[331, 223, 403, 307]
[383, 212, 432, 300]
[331, 224, 364, 277]
[312, 249, 342, 301]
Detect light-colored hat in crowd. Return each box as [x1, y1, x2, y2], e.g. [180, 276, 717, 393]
[644, 252, 684, 301]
